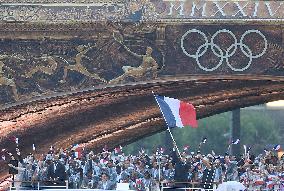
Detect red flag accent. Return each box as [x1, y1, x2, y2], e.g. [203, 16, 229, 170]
[179, 101, 198, 128]
[183, 145, 190, 151]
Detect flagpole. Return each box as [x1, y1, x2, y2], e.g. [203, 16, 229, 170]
[152, 91, 182, 159]
[167, 128, 182, 157]
[227, 144, 232, 155]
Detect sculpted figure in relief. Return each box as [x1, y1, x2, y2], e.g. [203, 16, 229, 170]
[109, 32, 159, 84]
[23, 54, 58, 78]
[0, 54, 25, 101]
[60, 44, 107, 83]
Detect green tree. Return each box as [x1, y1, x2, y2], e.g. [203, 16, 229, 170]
[124, 109, 281, 155]
[240, 110, 280, 154]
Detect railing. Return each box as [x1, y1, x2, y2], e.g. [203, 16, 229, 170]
[7, 180, 68, 190]
[246, 184, 283, 191]
[160, 181, 218, 191]
[160, 181, 283, 191]
[1, 179, 283, 191]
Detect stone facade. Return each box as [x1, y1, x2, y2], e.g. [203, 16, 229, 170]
[0, 1, 283, 106]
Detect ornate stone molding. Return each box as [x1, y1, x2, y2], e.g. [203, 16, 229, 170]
[0, 1, 283, 23]
[1, 0, 123, 3]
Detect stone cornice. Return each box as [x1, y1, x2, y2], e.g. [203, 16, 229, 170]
[0, 21, 282, 40]
[0, 1, 283, 24]
[1, 0, 123, 3]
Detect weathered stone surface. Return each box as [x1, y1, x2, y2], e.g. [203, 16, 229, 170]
[0, 0, 284, 183]
[1, 75, 284, 155]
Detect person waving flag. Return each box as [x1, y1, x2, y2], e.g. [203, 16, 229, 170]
[153, 92, 198, 158]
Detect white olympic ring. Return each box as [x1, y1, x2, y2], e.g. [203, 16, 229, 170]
[180, 29, 268, 72]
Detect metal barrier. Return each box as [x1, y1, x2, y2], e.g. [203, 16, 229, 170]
[160, 181, 283, 191]
[160, 182, 218, 191]
[8, 180, 68, 190]
[246, 184, 283, 191]
[1, 179, 283, 191]
[3, 180, 219, 191]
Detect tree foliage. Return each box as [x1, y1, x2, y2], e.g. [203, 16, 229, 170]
[124, 109, 282, 155]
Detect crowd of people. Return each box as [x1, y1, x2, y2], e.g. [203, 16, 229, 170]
[3, 144, 284, 190]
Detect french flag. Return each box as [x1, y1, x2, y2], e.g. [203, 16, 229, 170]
[273, 144, 280, 151]
[232, 139, 240, 145]
[72, 144, 83, 159]
[183, 145, 190, 151]
[154, 95, 198, 128]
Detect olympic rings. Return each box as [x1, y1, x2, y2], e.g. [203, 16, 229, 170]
[180, 29, 267, 72]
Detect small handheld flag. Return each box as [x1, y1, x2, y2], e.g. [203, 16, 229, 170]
[183, 145, 190, 151]
[72, 144, 82, 159]
[202, 137, 207, 144]
[155, 148, 159, 155]
[264, 149, 268, 153]
[232, 139, 240, 145]
[273, 144, 280, 151]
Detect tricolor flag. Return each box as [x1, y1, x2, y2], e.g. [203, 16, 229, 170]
[264, 149, 269, 154]
[135, 178, 143, 189]
[72, 144, 83, 159]
[232, 139, 240, 145]
[183, 145, 190, 151]
[154, 95, 198, 128]
[136, 178, 142, 185]
[273, 144, 280, 151]
[100, 158, 108, 165]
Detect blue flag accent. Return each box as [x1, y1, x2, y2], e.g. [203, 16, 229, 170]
[155, 95, 176, 128]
